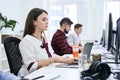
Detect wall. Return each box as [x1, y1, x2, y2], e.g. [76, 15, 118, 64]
[0, 0, 105, 41]
[56, 0, 104, 41]
[0, 0, 24, 33]
[77, 0, 104, 41]
[87, 0, 104, 41]
[23, 0, 45, 25]
[0, 0, 46, 34]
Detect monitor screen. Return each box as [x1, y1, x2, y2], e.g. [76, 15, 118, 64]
[107, 13, 113, 51]
[104, 13, 117, 53]
[116, 18, 120, 53]
[114, 17, 120, 63]
[117, 18, 120, 40]
[100, 29, 106, 47]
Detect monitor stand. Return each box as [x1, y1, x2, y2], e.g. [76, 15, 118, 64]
[104, 51, 120, 64]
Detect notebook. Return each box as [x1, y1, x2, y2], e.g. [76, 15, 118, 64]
[25, 67, 60, 80]
[56, 42, 93, 68]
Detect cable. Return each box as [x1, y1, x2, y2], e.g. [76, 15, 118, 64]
[111, 71, 120, 79]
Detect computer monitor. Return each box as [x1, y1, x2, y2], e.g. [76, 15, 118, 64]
[116, 18, 120, 50]
[115, 17, 120, 62]
[107, 13, 113, 51]
[103, 13, 114, 51]
[100, 29, 106, 47]
[103, 13, 118, 55]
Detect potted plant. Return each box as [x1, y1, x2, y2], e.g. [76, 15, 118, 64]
[0, 13, 17, 31]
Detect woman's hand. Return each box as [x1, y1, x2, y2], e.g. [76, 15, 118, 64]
[51, 56, 77, 64]
[62, 57, 77, 64]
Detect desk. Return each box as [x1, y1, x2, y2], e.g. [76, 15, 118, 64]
[24, 63, 119, 80]
[91, 45, 120, 80]
[24, 63, 80, 80]
[24, 56, 120, 80]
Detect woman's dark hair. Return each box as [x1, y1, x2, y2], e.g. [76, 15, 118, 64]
[23, 8, 48, 37]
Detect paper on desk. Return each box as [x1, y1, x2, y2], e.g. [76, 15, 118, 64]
[25, 67, 60, 80]
[41, 73, 60, 80]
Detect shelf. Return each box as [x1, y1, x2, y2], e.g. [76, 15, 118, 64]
[1, 60, 9, 71]
[1, 34, 23, 44]
[2, 69, 10, 72]
[0, 44, 3, 48]
[1, 68, 10, 72]
[1, 58, 7, 61]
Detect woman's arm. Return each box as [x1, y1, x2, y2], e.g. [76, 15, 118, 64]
[37, 58, 53, 68]
[37, 55, 75, 69]
[19, 39, 38, 72]
[51, 55, 75, 64]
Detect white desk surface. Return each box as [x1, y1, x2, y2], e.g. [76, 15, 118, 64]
[24, 63, 80, 80]
[24, 62, 119, 80]
[25, 53, 120, 80]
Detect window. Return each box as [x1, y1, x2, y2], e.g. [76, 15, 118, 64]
[104, 1, 120, 29]
[64, 4, 77, 33]
[49, 0, 77, 39]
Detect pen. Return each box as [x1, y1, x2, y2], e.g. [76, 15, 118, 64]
[32, 75, 44, 80]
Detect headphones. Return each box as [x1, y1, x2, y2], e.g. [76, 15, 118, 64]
[81, 61, 111, 80]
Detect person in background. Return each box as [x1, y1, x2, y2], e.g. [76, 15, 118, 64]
[51, 17, 73, 56]
[67, 23, 83, 52]
[0, 71, 21, 80]
[18, 8, 75, 77]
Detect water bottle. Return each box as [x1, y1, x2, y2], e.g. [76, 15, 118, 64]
[79, 53, 87, 73]
[94, 40, 99, 49]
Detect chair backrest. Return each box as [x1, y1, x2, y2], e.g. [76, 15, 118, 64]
[4, 37, 23, 75]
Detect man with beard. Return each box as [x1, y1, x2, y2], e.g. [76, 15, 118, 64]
[51, 17, 73, 56]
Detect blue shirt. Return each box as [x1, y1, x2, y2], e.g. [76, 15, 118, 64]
[67, 32, 81, 46]
[0, 71, 21, 80]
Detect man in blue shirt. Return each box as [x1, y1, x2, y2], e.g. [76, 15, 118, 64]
[67, 23, 83, 52]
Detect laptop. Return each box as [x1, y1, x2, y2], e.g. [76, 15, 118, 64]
[81, 42, 93, 62]
[56, 42, 93, 68]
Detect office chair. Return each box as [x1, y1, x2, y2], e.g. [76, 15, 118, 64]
[4, 37, 23, 76]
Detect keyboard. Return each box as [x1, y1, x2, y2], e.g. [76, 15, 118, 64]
[56, 62, 79, 68]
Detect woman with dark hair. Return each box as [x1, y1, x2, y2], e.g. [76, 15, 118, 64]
[18, 8, 75, 77]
